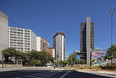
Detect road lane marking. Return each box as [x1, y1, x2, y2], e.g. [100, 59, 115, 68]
[60, 71, 70, 78]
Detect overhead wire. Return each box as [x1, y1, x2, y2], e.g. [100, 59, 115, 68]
[0, 15, 24, 28]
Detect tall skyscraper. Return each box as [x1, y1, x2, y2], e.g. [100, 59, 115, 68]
[0, 10, 8, 60]
[53, 32, 65, 61]
[80, 17, 94, 65]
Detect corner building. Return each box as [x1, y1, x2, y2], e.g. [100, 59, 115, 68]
[80, 17, 94, 65]
[53, 32, 65, 61]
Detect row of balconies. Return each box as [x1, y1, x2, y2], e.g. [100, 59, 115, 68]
[10, 45, 30, 47]
[10, 40, 30, 42]
[10, 31, 30, 34]
[10, 28, 30, 32]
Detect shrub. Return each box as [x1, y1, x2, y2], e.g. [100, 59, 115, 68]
[29, 60, 42, 66]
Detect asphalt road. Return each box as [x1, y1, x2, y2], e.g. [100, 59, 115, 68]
[0, 68, 115, 78]
[64, 70, 112, 78]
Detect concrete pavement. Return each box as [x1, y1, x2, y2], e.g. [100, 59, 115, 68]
[0, 67, 53, 72]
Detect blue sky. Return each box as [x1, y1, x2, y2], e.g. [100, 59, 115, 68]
[0, 0, 116, 57]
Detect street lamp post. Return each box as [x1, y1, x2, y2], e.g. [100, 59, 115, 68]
[57, 51, 59, 67]
[109, 8, 115, 46]
[46, 54, 48, 67]
[109, 8, 115, 65]
[76, 55, 78, 65]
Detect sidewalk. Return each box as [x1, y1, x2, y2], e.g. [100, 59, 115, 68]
[59, 67, 116, 74]
[0, 67, 26, 72]
[76, 69, 116, 74]
[0, 67, 52, 72]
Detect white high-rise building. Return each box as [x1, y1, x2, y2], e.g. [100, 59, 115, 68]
[0, 10, 8, 60]
[53, 32, 65, 61]
[9, 26, 36, 52]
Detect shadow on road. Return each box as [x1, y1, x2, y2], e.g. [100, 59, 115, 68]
[64, 70, 112, 78]
[0, 69, 113, 78]
[0, 69, 63, 78]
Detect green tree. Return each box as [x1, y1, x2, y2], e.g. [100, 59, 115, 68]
[2, 48, 17, 62]
[29, 60, 42, 66]
[2, 48, 54, 66]
[104, 45, 116, 65]
[80, 59, 86, 64]
[54, 61, 57, 65]
[62, 61, 68, 65]
[0, 60, 2, 64]
[39, 51, 54, 64]
[68, 54, 77, 65]
[27, 51, 54, 66]
[91, 59, 95, 62]
[29, 50, 40, 60]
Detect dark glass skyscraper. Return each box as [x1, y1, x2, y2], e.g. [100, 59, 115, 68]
[80, 17, 94, 65]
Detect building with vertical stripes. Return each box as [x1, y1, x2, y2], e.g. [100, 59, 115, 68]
[53, 32, 65, 61]
[79, 17, 94, 65]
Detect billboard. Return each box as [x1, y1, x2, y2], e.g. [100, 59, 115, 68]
[90, 51, 110, 66]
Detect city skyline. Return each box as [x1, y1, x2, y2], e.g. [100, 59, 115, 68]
[0, 0, 116, 57]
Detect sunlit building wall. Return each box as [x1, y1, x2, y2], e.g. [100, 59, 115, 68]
[9, 26, 36, 52]
[0, 10, 8, 60]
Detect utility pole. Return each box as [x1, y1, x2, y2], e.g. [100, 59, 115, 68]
[57, 51, 59, 67]
[1, 42, 4, 68]
[109, 8, 115, 66]
[46, 54, 48, 67]
[70, 53, 72, 67]
[76, 51, 79, 66]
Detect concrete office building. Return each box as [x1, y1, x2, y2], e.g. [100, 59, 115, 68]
[36, 36, 49, 52]
[9, 26, 36, 52]
[53, 32, 65, 61]
[0, 10, 8, 60]
[79, 17, 94, 65]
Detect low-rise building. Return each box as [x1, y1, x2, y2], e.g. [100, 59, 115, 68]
[48, 47, 55, 58]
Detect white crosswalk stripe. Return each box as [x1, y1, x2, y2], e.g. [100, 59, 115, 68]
[14, 71, 60, 78]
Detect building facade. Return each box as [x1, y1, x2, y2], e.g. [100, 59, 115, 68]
[0, 10, 8, 60]
[53, 32, 65, 61]
[36, 36, 49, 52]
[9, 26, 36, 52]
[48, 48, 55, 58]
[80, 17, 94, 65]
